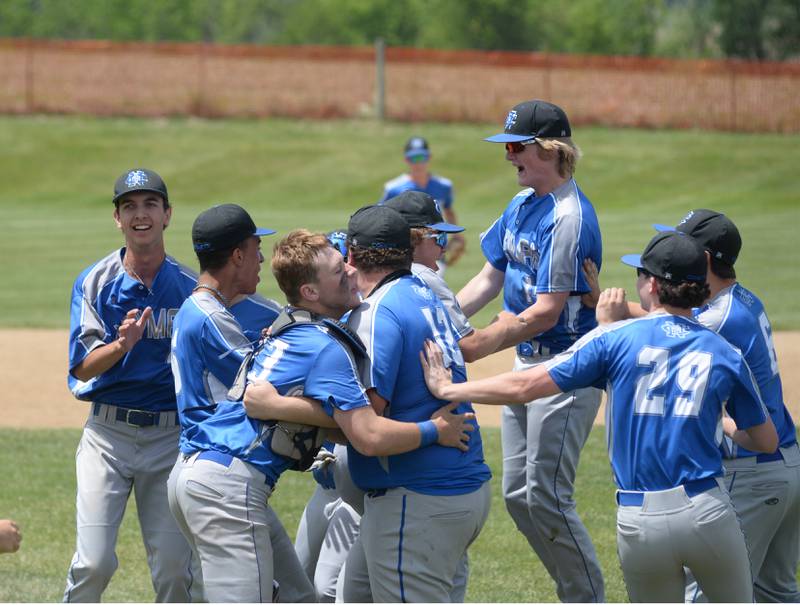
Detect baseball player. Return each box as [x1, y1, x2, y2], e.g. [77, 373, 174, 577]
[170, 228, 473, 602]
[379, 136, 466, 271]
[650, 210, 799, 603]
[422, 230, 779, 603]
[340, 205, 492, 603]
[456, 99, 604, 601]
[168, 203, 315, 603]
[65, 168, 197, 602]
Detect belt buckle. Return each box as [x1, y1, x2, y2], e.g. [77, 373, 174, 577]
[125, 409, 156, 427]
[124, 409, 140, 427]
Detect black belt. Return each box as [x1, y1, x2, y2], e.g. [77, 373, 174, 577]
[92, 402, 170, 428]
[516, 340, 565, 357]
[616, 476, 719, 506]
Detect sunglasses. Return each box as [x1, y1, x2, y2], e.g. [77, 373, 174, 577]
[406, 154, 430, 164]
[423, 232, 448, 248]
[504, 139, 537, 154]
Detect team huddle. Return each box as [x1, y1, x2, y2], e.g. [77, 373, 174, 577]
[64, 100, 798, 603]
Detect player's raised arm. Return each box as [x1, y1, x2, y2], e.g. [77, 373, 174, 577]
[421, 340, 560, 404]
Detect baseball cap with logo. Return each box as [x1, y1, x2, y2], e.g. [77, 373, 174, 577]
[621, 231, 707, 283]
[347, 205, 411, 250]
[404, 136, 430, 161]
[485, 100, 572, 144]
[653, 209, 741, 266]
[327, 230, 349, 258]
[192, 203, 275, 252]
[383, 191, 465, 233]
[113, 168, 169, 205]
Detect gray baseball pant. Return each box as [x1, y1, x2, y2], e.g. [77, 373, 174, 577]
[618, 482, 753, 602]
[167, 452, 274, 603]
[359, 482, 491, 603]
[501, 353, 604, 602]
[686, 442, 800, 603]
[63, 407, 196, 603]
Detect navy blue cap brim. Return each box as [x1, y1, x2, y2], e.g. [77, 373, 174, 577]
[484, 133, 536, 143]
[653, 223, 677, 232]
[621, 254, 644, 269]
[427, 221, 465, 233]
[254, 227, 276, 236]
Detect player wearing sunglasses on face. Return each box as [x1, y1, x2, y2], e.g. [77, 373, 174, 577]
[378, 136, 466, 273]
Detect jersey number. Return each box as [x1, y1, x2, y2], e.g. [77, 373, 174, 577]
[421, 306, 464, 368]
[758, 311, 779, 377]
[634, 346, 711, 417]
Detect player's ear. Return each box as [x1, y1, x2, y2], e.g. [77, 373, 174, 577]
[163, 205, 172, 230]
[113, 206, 122, 229]
[298, 282, 319, 302]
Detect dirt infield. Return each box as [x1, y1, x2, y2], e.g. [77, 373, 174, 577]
[2, 329, 799, 429]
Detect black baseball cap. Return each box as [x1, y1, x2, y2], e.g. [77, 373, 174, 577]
[404, 136, 430, 160]
[192, 203, 275, 253]
[347, 205, 411, 251]
[113, 168, 169, 204]
[654, 209, 741, 266]
[383, 191, 464, 233]
[622, 231, 707, 283]
[485, 100, 571, 143]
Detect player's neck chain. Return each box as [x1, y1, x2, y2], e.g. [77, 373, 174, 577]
[123, 259, 153, 296]
[194, 283, 230, 308]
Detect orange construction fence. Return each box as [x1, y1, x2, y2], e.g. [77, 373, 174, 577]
[1, 38, 798, 132]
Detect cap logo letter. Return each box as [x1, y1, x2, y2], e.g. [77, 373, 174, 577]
[125, 170, 149, 188]
[505, 110, 518, 130]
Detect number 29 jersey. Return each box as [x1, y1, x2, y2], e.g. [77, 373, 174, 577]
[545, 312, 769, 492]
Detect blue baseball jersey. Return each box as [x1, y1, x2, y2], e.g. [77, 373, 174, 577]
[347, 274, 492, 496]
[545, 313, 769, 492]
[695, 283, 796, 458]
[481, 179, 602, 351]
[379, 173, 453, 209]
[180, 321, 371, 487]
[68, 249, 196, 411]
[170, 292, 280, 453]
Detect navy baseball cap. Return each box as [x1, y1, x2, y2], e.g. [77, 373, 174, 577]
[622, 231, 707, 283]
[485, 100, 571, 143]
[383, 191, 464, 233]
[113, 168, 168, 204]
[653, 209, 741, 266]
[404, 136, 430, 161]
[192, 203, 275, 252]
[347, 205, 411, 251]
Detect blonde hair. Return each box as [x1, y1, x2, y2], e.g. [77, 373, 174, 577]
[535, 137, 582, 178]
[271, 229, 330, 305]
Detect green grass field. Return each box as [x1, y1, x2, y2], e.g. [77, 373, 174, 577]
[0, 115, 798, 330]
[0, 426, 621, 603]
[0, 116, 798, 601]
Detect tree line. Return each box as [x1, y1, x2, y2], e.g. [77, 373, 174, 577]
[1, 0, 798, 61]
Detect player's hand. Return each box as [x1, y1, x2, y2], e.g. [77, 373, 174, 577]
[431, 402, 475, 452]
[596, 288, 629, 324]
[117, 307, 152, 352]
[310, 448, 337, 489]
[0, 520, 21, 554]
[243, 379, 279, 419]
[580, 259, 601, 308]
[420, 339, 454, 400]
[722, 415, 738, 439]
[444, 233, 466, 266]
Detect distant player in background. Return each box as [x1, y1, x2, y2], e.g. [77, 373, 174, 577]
[168, 203, 314, 603]
[649, 210, 799, 604]
[379, 136, 466, 272]
[65, 168, 197, 602]
[456, 100, 605, 602]
[422, 230, 778, 603]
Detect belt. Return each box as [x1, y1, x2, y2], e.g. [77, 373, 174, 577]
[93, 402, 174, 428]
[616, 477, 719, 506]
[367, 489, 387, 498]
[516, 340, 565, 358]
[196, 450, 234, 467]
[757, 449, 786, 464]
